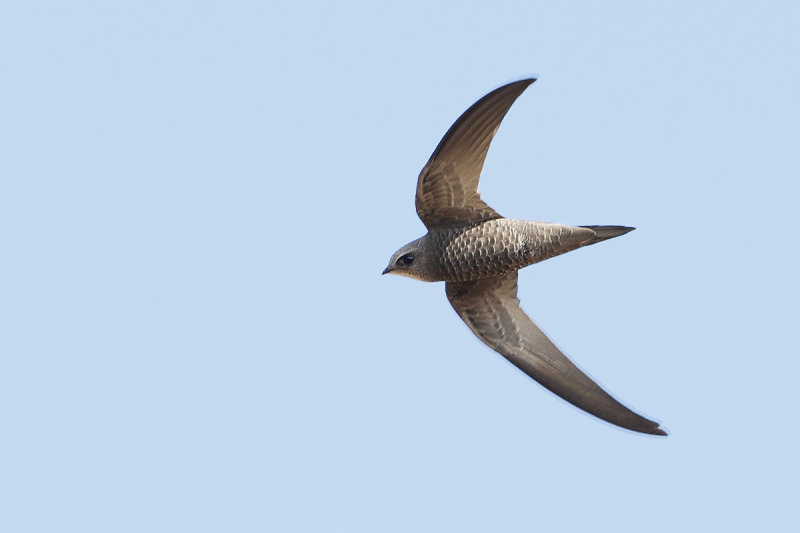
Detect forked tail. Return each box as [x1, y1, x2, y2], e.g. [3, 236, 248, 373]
[580, 225, 635, 244]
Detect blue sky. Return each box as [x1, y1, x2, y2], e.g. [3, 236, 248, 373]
[1, 1, 798, 531]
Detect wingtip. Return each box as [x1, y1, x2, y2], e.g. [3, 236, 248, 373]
[622, 421, 667, 437]
[638, 420, 668, 437]
[502, 76, 538, 89]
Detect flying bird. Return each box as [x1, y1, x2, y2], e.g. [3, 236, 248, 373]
[383, 77, 666, 436]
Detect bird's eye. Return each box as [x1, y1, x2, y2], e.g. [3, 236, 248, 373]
[396, 254, 415, 267]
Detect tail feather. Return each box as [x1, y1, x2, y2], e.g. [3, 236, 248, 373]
[580, 225, 635, 244]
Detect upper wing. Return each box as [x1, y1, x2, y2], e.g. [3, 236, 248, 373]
[415, 78, 536, 229]
[445, 272, 667, 435]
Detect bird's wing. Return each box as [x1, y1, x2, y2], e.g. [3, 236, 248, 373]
[415, 78, 536, 229]
[445, 272, 666, 435]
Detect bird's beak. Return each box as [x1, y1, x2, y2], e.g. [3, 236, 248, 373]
[382, 266, 393, 275]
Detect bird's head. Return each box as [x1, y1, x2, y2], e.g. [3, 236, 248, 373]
[382, 236, 440, 282]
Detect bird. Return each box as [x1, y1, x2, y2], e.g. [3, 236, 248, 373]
[382, 77, 666, 436]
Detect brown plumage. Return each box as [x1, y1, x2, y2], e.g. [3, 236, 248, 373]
[383, 78, 666, 436]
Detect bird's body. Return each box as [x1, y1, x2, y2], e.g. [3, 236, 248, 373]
[396, 220, 631, 282]
[383, 77, 667, 436]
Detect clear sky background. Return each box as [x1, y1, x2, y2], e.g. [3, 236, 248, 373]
[2, 1, 798, 531]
